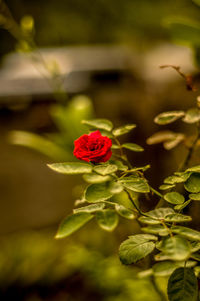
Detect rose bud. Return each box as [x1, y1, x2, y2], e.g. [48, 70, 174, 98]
[73, 130, 112, 163]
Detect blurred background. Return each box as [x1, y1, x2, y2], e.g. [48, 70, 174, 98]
[0, 0, 200, 300]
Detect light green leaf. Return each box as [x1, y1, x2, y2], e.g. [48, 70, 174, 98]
[73, 203, 105, 214]
[48, 162, 92, 174]
[163, 133, 184, 150]
[85, 183, 113, 203]
[168, 267, 198, 301]
[160, 235, 191, 261]
[191, 241, 200, 253]
[93, 163, 118, 175]
[139, 208, 175, 225]
[159, 184, 175, 190]
[189, 193, 200, 201]
[108, 182, 123, 194]
[119, 234, 156, 265]
[122, 143, 144, 152]
[174, 200, 191, 211]
[120, 176, 150, 193]
[171, 226, 200, 241]
[165, 213, 192, 223]
[83, 173, 111, 183]
[112, 124, 136, 136]
[184, 173, 200, 193]
[115, 204, 135, 219]
[164, 192, 185, 205]
[164, 173, 190, 184]
[154, 111, 185, 125]
[147, 130, 177, 144]
[82, 118, 113, 131]
[186, 165, 200, 173]
[142, 224, 169, 236]
[183, 108, 200, 124]
[96, 209, 118, 231]
[153, 262, 177, 277]
[55, 212, 93, 238]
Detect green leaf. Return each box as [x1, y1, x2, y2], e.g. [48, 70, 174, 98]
[165, 213, 192, 223]
[166, 18, 200, 47]
[164, 192, 185, 205]
[168, 267, 198, 301]
[182, 108, 200, 124]
[82, 118, 113, 131]
[120, 176, 150, 193]
[142, 225, 169, 236]
[159, 235, 191, 261]
[119, 234, 156, 265]
[163, 134, 184, 150]
[96, 209, 118, 231]
[147, 130, 177, 144]
[171, 226, 200, 241]
[186, 165, 200, 173]
[55, 212, 93, 238]
[109, 160, 128, 171]
[164, 173, 190, 184]
[115, 204, 135, 219]
[112, 124, 136, 136]
[122, 143, 144, 152]
[48, 162, 92, 174]
[189, 193, 200, 201]
[139, 208, 175, 225]
[154, 111, 185, 125]
[191, 241, 200, 252]
[174, 200, 191, 211]
[83, 173, 111, 183]
[184, 173, 200, 193]
[153, 262, 178, 277]
[108, 181, 123, 194]
[159, 184, 175, 190]
[73, 203, 105, 214]
[93, 163, 118, 175]
[85, 183, 113, 203]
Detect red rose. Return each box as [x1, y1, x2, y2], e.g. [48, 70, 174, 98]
[73, 130, 112, 163]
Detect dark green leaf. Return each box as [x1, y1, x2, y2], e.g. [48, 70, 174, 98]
[96, 209, 118, 231]
[184, 173, 200, 193]
[55, 212, 93, 238]
[119, 234, 156, 264]
[122, 143, 144, 152]
[48, 162, 92, 174]
[154, 111, 185, 125]
[85, 183, 113, 203]
[164, 192, 185, 205]
[168, 267, 198, 301]
[82, 118, 113, 131]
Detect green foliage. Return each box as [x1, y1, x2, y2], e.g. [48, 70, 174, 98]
[96, 209, 119, 231]
[164, 192, 185, 205]
[167, 268, 198, 301]
[119, 234, 157, 265]
[159, 236, 191, 261]
[122, 143, 144, 152]
[55, 212, 94, 239]
[82, 118, 113, 132]
[154, 111, 185, 125]
[48, 162, 92, 174]
[184, 173, 200, 193]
